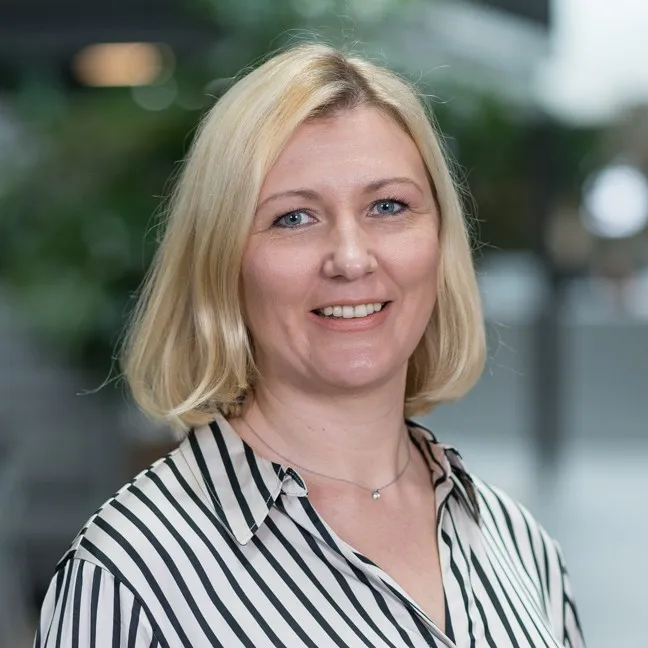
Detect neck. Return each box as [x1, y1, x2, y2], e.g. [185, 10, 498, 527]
[235, 370, 410, 487]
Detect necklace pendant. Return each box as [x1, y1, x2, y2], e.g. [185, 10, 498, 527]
[372, 489, 381, 500]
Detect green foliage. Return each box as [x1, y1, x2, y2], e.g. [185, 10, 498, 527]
[432, 96, 600, 250]
[0, 92, 197, 370]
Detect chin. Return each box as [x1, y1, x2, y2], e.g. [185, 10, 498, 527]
[317, 354, 405, 391]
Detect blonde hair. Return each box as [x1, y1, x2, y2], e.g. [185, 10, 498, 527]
[122, 43, 486, 431]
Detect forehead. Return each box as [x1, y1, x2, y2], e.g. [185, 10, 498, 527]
[260, 106, 429, 193]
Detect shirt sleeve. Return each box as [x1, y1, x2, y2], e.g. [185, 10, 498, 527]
[553, 543, 586, 648]
[34, 558, 159, 648]
[542, 540, 586, 648]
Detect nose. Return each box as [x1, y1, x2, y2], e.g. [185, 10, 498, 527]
[322, 218, 377, 280]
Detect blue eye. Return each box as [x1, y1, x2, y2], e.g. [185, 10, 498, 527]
[372, 199, 408, 216]
[273, 211, 313, 228]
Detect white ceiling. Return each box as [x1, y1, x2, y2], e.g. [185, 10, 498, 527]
[366, 0, 648, 125]
[536, 0, 648, 125]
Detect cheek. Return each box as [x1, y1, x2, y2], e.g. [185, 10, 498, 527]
[240, 255, 285, 356]
[390, 229, 440, 292]
[241, 244, 314, 323]
[241, 261, 273, 315]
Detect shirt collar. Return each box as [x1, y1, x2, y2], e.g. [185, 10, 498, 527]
[406, 419, 481, 523]
[179, 413, 306, 546]
[180, 414, 479, 546]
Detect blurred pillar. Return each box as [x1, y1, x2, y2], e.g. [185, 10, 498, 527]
[528, 119, 564, 470]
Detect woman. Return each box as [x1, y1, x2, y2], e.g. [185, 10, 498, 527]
[36, 44, 585, 647]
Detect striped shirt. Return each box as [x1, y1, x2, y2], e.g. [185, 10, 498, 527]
[35, 415, 585, 648]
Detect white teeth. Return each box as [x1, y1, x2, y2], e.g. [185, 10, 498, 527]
[316, 302, 387, 318]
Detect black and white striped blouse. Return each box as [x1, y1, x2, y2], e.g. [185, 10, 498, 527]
[35, 415, 585, 647]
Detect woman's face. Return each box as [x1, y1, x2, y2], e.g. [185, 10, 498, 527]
[242, 106, 440, 395]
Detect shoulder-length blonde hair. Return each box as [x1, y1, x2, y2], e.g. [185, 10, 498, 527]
[122, 43, 485, 431]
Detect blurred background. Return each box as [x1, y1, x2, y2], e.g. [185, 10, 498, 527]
[0, 0, 646, 645]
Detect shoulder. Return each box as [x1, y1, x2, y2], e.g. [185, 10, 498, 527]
[58, 441, 217, 589]
[469, 475, 570, 606]
[37, 452, 192, 648]
[36, 557, 159, 647]
[471, 475, 558, 554]
[469, 476, 585, 644]
[38, 438, 236, 645]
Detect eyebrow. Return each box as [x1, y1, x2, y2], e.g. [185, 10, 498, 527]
[256, 177, 424, 211]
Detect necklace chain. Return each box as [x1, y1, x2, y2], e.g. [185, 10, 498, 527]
[241, 417, 412, 500]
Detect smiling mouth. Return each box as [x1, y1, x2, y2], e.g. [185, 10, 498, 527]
[313, 302, 390, 319]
